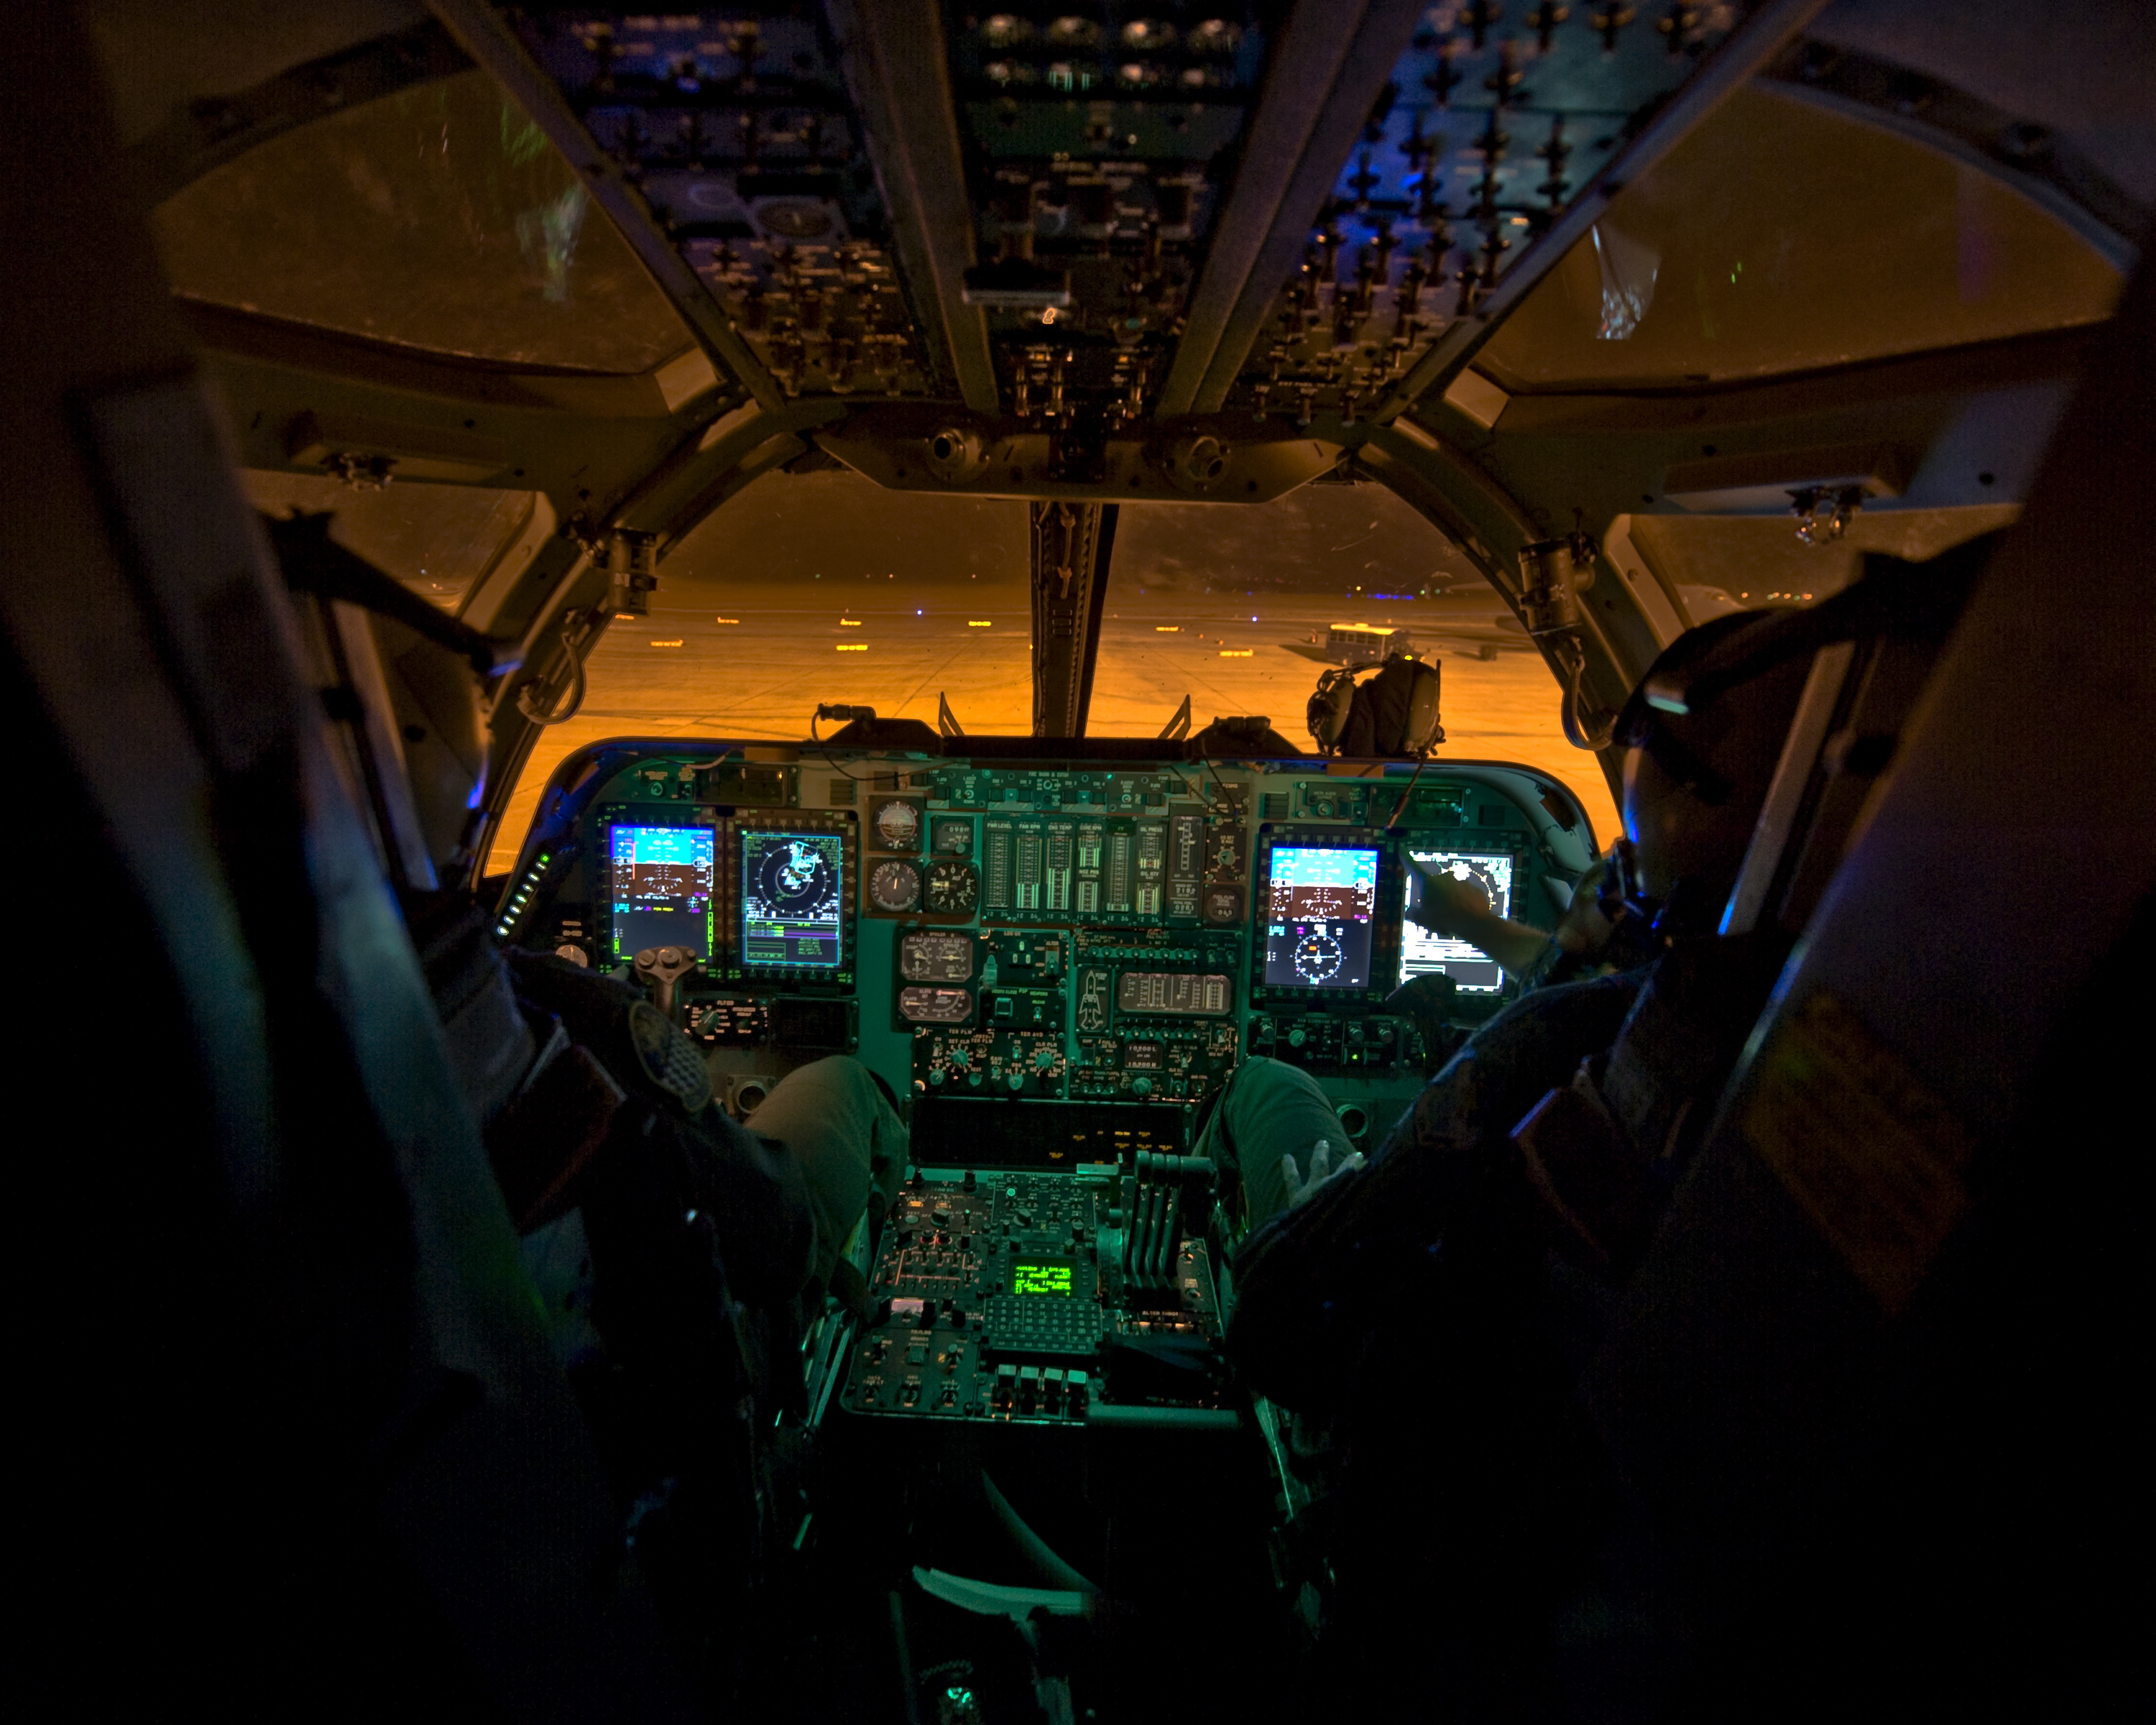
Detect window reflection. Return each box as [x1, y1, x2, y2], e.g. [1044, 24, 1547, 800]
[1481, 87, 2121, 390]
[156, 69, 689, 373]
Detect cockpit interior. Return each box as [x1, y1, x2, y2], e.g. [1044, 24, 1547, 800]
[9, 1, 2153, 1720]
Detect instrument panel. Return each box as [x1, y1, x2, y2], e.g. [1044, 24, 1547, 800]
[496, 742, 1598, 1426]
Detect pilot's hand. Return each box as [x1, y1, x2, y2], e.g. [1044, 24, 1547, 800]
[1411, 862, 1492, 937]
[1279, 1138, 1365, 1210]
[1552, 854, 1618, 960]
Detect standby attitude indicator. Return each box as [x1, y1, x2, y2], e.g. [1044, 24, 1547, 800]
[1263, 845, 1378, 990]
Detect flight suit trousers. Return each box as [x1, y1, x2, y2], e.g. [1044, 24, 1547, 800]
[1192, 1054, 1354, 1233]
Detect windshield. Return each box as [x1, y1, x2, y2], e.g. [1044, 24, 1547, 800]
[1479, 85, 2123, 392]
[493, 472, 1620, 871]
[155, 68, 690, 372]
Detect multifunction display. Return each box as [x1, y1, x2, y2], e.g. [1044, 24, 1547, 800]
[1262, 845, 1379, 990]
[1402, 850, 1515, 993]
[740, 830, 844, 970]
[1012, 1259, 1077, 1297]
[609, 824, 715, 962]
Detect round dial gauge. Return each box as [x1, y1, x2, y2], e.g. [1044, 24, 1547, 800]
[923, 859, 978, 914]
[1292, 929, 1343, 985]
[872, 799, 921, 850]
[867, 860, 921, 913]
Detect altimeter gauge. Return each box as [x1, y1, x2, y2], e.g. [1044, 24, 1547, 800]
[867, 860, 921, 913]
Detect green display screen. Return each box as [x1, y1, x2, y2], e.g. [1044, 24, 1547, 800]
[1013, 1262, 1074, 1297]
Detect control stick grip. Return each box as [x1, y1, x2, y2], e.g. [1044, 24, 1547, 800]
[632, 944, 701, 1019]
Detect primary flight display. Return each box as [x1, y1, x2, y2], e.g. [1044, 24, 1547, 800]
[1262, 845, 1380, 990]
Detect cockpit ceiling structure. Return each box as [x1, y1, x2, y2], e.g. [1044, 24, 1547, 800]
[383, 2, 1903, 468]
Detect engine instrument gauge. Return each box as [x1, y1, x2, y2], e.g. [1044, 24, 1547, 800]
[871, 799, 922, 851]
[924, 859, 978, 914]
[900, 931, 975, 981]
[867, 860, 921, 912]
[898, 986, 972, 1025]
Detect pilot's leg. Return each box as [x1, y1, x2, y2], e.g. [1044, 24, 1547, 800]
[1194, 1055, 1346, 1230]
[742, 1056, 908, 1307]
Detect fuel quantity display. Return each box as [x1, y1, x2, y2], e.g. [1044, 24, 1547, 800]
[740, 831, 844, 969]
[1262, 845, 1378, 990]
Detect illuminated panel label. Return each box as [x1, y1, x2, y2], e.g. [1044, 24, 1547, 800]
[609, 824, 715, 962]
[1401, 850, 1515, 995]
[740, 830, 844, 968]
[1115, 972, 1233, 1016]
[1013, 1261, 1075, 1297]
[1261, 845, 1379, 990]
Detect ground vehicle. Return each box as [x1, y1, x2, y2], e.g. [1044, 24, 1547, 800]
[8, 1, 2151, 1717]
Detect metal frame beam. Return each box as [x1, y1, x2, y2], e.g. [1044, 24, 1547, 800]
[1373, 0, 1834, 424]
[425, 0, 785, 413]
[1156, 0, 1427, 418]
[825, 0, 999, 414]
[1030, 501, 1118, 737]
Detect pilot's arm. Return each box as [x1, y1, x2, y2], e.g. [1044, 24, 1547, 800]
[1226, 967, 1643, 1414]
[1409, 855, 1614, 983]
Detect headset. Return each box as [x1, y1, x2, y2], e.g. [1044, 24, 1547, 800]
[1306, 653, 1444, 757]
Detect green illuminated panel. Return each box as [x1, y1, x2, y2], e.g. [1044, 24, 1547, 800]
[1013, 1262, 1074, 1297]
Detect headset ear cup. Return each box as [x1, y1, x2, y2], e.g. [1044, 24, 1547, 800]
[1307, 668, 1355, 752]
[1401, 658, 1444, 752]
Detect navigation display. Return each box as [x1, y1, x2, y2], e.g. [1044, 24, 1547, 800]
[609, 824, 716, 962]
[740, 830, 844, 969]
[1402, 850, 1514, 993]
[1262, 845, 1379, 990]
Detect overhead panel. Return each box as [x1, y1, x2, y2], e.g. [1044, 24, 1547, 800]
[941, 4, 1291, 461]
[510, 9, 937, 400]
